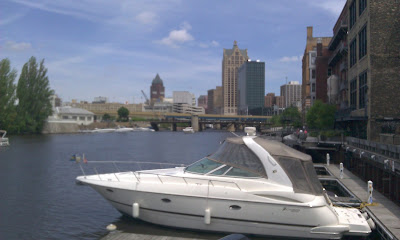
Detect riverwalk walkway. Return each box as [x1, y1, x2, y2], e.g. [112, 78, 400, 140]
[327, 164, 400, 240]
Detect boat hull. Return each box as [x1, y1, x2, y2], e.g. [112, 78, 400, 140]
[82, 181, 369, 239]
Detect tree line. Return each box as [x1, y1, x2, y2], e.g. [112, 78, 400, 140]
[0, 57, 53, 134]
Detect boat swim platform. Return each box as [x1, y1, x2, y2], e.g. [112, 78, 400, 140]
[326, 164, 400, 240]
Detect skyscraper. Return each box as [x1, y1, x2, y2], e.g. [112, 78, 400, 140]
[280, 81, 302, 108]
[150, 74, 165, 105]
[238, 60, 265, 115]
[222, 41, 249, 115]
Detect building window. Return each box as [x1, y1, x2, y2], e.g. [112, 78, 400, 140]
[350, 78, 357, 108]
[72, 116, 77, 120]
[350, 38, 357, 67]
[359, 0, 367, 15]
[312, 69, 316, 79]
[312, 83, 316, 92]
[359, 25, 367, 59]
[359, 71, 367, 108]
[349, 0, 356, 29]
[79, 116, 85, 120]
[62, 116, 69, 119]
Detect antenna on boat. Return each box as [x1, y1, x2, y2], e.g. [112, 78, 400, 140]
[230, 131, 239, 137]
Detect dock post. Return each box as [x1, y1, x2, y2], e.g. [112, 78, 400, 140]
[368, 180, 373, 204]
[340, 163, 344, 179]
[326, 153, 330, 166]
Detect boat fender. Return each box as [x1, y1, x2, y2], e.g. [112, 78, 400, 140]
[133, 203, 139, 218]
[367, 218, 376, 230]
[204, 208, 211, 224]
[106, 224, 117, 231]
[361, 212, 368, 219]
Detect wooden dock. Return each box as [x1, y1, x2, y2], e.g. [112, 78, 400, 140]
[327, 164, 400, 240]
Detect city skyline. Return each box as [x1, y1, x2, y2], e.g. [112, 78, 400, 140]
[1, 0, 345, 103]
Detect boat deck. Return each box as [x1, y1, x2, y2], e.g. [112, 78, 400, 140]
[326, 164, 400, 240]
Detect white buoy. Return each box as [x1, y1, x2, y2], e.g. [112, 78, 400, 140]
[340, 163, 344, 179]
[367, 180, 373, 204]
[106, 224, 117, 231]
[204, 208, 211, 224]
[133, 202, 139, 218]
[326, 153, 330, 166]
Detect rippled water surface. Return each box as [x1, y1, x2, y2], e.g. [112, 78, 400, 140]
[0, 131, 234, 240]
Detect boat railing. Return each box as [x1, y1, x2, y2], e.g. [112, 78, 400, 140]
[77, 160, 243, 192]
[136, 171, 243, 191]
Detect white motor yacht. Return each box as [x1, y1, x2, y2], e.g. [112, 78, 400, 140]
[132, 127, 155, 132]
[76, 127, 372, 239]
[183, 127, 195, 134]
[0, 130, 9, 147]
[91, 128, 116, 133]
[115, 127, 134, 132]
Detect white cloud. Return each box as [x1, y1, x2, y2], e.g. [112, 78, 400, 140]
[198, 40, 219, 48]
[279, 55, 302, 62]
[157, 22, 194, 48]
[3, 41, 32, 51]
[135, 11, 157, 25]
[0, 12, 27, 26]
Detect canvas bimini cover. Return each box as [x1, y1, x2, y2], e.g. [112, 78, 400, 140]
[208, 137, 323, 195]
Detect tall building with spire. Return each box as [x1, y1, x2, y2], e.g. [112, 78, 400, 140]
[150, 74, 165, 105]
[222, 41, 249, 115]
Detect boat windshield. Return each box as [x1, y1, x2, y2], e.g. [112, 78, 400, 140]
[185, 158, 261, 178]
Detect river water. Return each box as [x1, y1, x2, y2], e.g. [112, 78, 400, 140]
[0, 131, 235, 240]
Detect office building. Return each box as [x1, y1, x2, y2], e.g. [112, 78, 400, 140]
[335, 0, 400, 140]
[222, 41, 249, 115]
[280, 81, 302, 108]
[173, 91, 195, 106]
[207, 86, 223, 114]
[238, 60, 265, 115]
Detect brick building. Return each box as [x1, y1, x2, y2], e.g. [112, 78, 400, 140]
[264, 93, 276, 108]
[315, 42, 332, 103]
[335, 0, 400, 140]
[207, 86, 223, 114]
[301, 27, 331, 119]
[150, 74, 165, 105]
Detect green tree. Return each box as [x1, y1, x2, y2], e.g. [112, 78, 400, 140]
[0, 59, 18, 133]
[102, 113, 112, 122]
[280, 107, 302, 128]
[117, 107, 129, 122]
[306, 100, 336, 129]
[17, 57, 54, 133]
[270, 115, 281, 127]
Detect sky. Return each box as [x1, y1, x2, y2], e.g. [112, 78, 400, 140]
[0, 0, 346, 104]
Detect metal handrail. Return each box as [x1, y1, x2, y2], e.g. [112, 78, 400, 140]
[136, 171, 243, 191]
[78, 160, 244, 191]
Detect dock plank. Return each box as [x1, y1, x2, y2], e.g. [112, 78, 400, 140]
[327, 164, 400, 239]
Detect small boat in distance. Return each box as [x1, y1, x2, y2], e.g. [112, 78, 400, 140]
[132, 127, 155, 132]
[76, 127, 372, 239]
[115, 126, 134, 132]
[91, 128, 116, 133]
[183, 126, 195, 133]
[0, 130, 9, 147]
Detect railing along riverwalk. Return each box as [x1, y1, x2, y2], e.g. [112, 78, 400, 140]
[77, 160, 243, 192]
